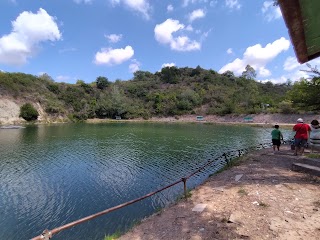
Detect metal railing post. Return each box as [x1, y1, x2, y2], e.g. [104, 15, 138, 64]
[223, 153, 229, 166]
[182, 178, 187, 199]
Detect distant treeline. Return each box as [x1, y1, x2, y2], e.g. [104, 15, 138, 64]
[0, 65, 319, 121]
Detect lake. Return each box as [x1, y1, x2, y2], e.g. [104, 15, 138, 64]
[0, 122, 292, 240]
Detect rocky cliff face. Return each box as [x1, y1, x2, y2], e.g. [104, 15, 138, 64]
[0, 98, 22, 125]
[0, 97, 51, 125]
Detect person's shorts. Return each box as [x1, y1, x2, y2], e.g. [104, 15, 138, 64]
[294, 138, 308, 147]
[272, 139, 281, 146]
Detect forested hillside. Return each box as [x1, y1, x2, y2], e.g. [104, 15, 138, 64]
[0, 65, 319, 122]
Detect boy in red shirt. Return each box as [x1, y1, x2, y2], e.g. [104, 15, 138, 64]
[293, 118, 311, 155]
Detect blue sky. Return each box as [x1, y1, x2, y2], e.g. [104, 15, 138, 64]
[0, 0, 318, 84]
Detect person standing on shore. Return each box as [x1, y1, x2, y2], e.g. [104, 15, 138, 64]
[271, 125, 283, 151]
[293, 118, 311, 156]
[309, 119, 320, 152]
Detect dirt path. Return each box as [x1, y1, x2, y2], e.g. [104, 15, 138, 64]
[119, 146, 320, 240]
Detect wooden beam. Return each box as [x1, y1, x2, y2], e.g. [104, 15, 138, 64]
[279, 0, 308, 63]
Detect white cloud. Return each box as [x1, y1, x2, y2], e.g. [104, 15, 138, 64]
[272, 57, 320, 83]
[258, 67, 271, 77]
[262, 1, 282, 22]
[129, 59, 140, 73]
[154, 18, 201, 52]
[188, 9, 206, 22]
[161, 62, 176, 68]
[261, 57, 320, 84]
[262, 70, 308, 84]
[111, 0, 151, 19]
[283, 56, 301, 71]
[0, 8, 61, 65]
[219, 37, 290, 76]
[167, 4, 174, 12]
[225, 0, 241, 10]
[227, 48, 233, 54]
[74, 0, 93, 4]
[105, 34, 122, 43]
[159, 62, 176, 72]
[94, 45, 134, 65]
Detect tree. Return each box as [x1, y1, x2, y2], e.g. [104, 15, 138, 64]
[160, 66, 181, 84]
[287, 77, 320, 111]
[190, 65, 203, 77]
[133, 71, 155, 81]
[77, 80, 93, 94]
[222, 70, 235, 78]
[241, 65, 256, 80]
[38, 73, 54, 82]
[96, 76, 109, 90]
[19, 103, 39, 121]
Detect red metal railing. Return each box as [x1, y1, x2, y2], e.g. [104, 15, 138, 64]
[32, 140, 277, 240]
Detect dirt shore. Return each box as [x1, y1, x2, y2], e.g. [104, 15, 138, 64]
[87, 114, 320, 126]
[119, 146, 320, 240]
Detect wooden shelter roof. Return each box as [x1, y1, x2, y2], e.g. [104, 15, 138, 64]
[279, 0, 320, 63]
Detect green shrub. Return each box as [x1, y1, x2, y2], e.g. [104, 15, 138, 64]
[19, 103, 39, 121]
[278, 100, 294, 113]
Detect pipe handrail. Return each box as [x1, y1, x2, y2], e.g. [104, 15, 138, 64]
[31, 139, 288, 239]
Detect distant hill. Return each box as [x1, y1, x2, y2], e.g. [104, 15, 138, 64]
[0, 67, 293, 124]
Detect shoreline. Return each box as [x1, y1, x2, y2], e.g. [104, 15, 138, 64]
[86, 113, 319, 125]
[1, 113, 319, 126]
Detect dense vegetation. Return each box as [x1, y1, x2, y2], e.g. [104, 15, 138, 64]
[0, 65, 318, 122]
[19, 103, 39, 121]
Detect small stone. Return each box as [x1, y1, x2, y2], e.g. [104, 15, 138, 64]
[235, 174, 243, 181]
[213, 187, 225, 192]
[284, 211, 294, 214]
[192, 204, 207, 212]
[228, 212, 242, 224]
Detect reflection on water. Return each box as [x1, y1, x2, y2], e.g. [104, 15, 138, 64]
[0, 123, 292, 240]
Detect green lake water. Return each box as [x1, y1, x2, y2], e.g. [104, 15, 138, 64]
[0, 122, 292, 240]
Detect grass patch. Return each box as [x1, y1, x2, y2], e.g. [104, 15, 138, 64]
[176, 189, 192, 201]
[214, 155, 247, 175]
[154, 206, 163, 213]
[237, 188, 248, 196]
[305, 153, 320, 159]
[104, 230, 121, 240]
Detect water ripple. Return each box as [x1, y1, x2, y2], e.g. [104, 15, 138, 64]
[0, 123, 293, 240]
